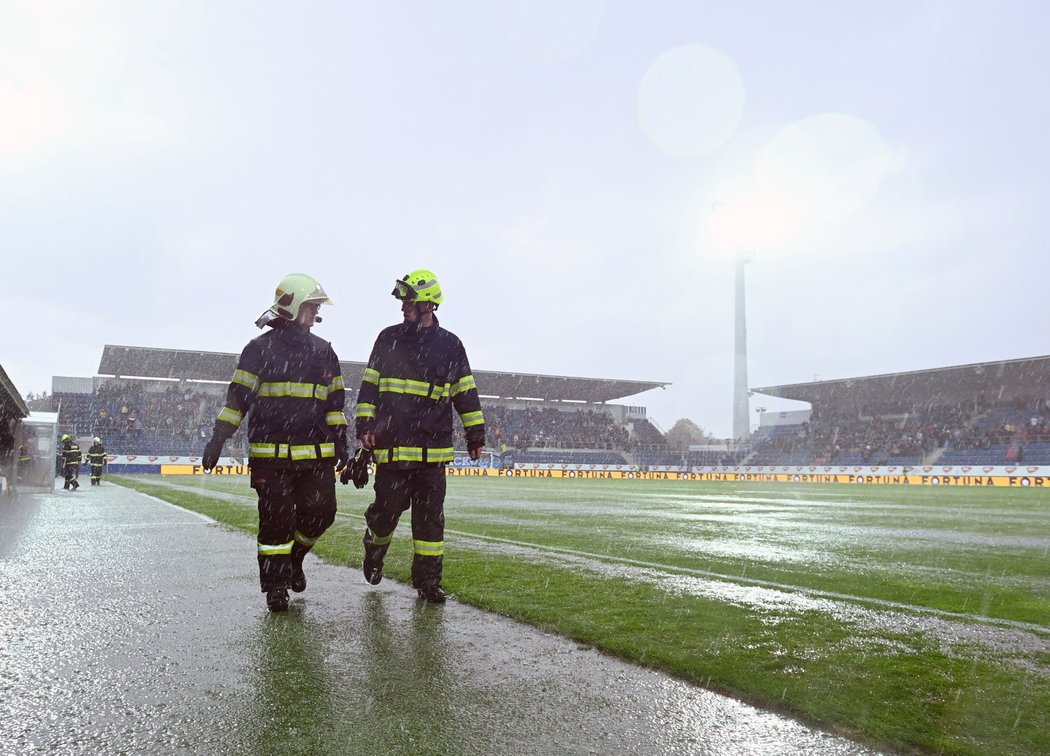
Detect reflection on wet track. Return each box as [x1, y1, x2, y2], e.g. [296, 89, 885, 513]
[0, 483, 879, 754]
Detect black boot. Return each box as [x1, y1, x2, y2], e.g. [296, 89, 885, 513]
[362, 530, 386, 585]
[289, 539, 311, 593]
[266, 588, 289, 612]
[289, 561, 306, 593]
[417, 583, 446, 604]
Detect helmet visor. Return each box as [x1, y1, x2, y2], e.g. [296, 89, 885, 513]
[391, 279, 418, 301]
[302, 282, 333, 307]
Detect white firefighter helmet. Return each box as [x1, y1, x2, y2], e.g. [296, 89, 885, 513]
[257, 273, 332, 327]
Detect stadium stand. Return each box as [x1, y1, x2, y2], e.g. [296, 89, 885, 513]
[49, 345, 671, 462]
[512, 450, 631, 466]
[485, 405, 629, 452]
[751, 356, 1050, 466]
[48, 346, 1050, 468]
[53, 380, 235, 456]
[630, 448, 746, 469]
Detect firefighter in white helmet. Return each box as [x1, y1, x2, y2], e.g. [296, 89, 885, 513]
[203, 273, 349, 612]
[86, 436, 107, 486]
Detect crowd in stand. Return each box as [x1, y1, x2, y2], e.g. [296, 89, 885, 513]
[51, 381, 1050, 466]
[55, 383, 243, 455]
[946, 398, 1050, 446]
[473, 405, 630, 453]
[628, 418, 667, 448]
[750, 397, 1050, 465]
[54, 385, 638, 457]
[758, 402, 968, 464]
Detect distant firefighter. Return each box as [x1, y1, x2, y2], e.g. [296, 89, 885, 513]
[16, 444, 32, 484]
[60, 434, 81, 491]
[86, 437, 107, 486]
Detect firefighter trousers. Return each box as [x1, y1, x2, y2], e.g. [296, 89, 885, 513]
[364, 464, 446, 589]
[63, 464, 79, 489]
[250, 464, 336, 592]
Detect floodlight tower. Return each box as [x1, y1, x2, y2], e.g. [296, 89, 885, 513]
[733, 251, 755, 442]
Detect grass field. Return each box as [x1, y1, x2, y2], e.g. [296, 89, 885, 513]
[113, 474, 1050, 755]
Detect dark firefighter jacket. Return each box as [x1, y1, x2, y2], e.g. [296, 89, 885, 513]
[86, 443, 107, 467]
[355, 316, 485, 465]
[211, 320, 348, 468]
[61, 441, 81, 467]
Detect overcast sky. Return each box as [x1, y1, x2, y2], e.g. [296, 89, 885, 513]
[2, 0, 1048, 437]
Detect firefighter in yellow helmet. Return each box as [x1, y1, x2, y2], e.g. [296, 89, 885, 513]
[59, 434, 81, 491]
[350, 269, 485, 603]
[203, 274, 349, 612]
[16, 443, 33, 485]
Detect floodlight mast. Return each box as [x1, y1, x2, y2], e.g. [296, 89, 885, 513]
[733, 251, 755, 442]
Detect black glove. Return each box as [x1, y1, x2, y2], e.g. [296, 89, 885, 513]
[202, 437, 224, 471]
[334, 436, 350, 472]
[340, 448, 372, 488]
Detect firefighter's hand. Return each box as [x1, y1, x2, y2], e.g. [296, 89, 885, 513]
[340, 448, 372, 488]
[334, 440, 350, 473]
[202, 438, 224, 471]
[468, 444, 485, 461]
[358, 433, 376, 450]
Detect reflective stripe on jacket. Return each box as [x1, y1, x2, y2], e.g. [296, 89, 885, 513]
[355, 316, 485, 465]
[87, 443, 107, 465]
[62, 443, 81, 466]
[212, 320, 347, 467]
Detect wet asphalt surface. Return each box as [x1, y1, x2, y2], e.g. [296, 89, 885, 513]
[0, 482, 880, 755]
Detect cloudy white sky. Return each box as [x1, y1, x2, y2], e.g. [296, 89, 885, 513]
[2, 0, 1047, 437]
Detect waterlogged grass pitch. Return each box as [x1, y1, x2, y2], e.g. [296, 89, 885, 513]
[114, 474, 1050, 755]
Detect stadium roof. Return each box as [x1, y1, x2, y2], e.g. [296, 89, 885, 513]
[97, 345, 669, 403]
[753, 355, 1050, 410]
[0, 363, 30, 418]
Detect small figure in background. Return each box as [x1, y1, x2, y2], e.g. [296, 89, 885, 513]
[60, 434, 81, 491]
[16, 443, 33, 485]
[86, 436, 107, 486]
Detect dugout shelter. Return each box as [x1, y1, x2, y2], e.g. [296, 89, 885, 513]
[0, 363, 55, 493]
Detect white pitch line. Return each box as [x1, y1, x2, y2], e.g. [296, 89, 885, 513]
[135, 490, 217, 523]
[438, 529, 1050, 635]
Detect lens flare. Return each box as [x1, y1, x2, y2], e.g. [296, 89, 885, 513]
[756, 113, 892, 226]
[638, 45, 746, 158]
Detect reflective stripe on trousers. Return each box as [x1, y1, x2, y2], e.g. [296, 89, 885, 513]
[251, 465, 337, 592]
[364, 465, 447, 589]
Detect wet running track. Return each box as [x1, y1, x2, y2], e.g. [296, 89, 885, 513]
[0, 482, 880, 755]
